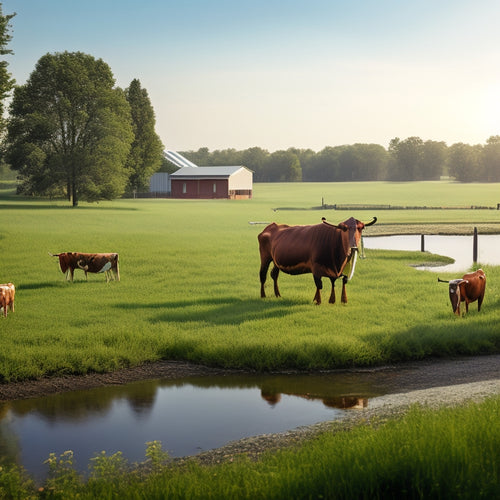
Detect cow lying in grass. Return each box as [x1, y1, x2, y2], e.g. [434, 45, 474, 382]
[49, 252, 120, 282]
[438, 269, 486, 316]
[0, 282, 15, 317]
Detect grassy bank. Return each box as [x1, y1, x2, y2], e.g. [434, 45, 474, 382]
[2, 395, 498, 499]
[1, 181, 500, 382]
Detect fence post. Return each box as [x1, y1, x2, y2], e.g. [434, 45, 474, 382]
[421, 234, 425, 252]
[473, 227, 478, 264]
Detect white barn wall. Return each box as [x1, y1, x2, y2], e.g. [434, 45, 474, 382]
[228, 168, 253, 191]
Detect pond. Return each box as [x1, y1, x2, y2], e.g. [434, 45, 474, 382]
[363, 234, 500, 272]
[0, 372, 388, 481]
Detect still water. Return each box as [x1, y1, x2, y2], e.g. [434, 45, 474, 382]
[364, 234, 500, 272]
[0, 373, 383, 481]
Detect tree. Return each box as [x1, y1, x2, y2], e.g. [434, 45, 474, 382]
[447, 143, 482, 182]
[6, 51, 133, 206]
[304, 146, 341, 181]
[263, 150, 301, 182]
[241, 146, 269, 181]
[387, 137, 424, 180]
[0, 4, 15, 134]
[482, 135, 500, 181]
[124, 79, 164, 193]
[421, 140, 447, 180]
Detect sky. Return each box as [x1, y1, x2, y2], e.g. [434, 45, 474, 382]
[2, 0, 500, 153]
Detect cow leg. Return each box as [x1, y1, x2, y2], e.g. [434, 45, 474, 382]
[341, 275, 348, 304]
[271, 265, 281, 297]
[259, 259, 272, 298]
[313, 276, 322, 304]
[478, 294, 484, 312]
[328, 277, 336, 304]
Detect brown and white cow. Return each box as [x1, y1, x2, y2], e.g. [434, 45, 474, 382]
[258, 216, 376, 304]
[0, 282, 15, 317]
[438, 269, 486, 316]
[49, 252, 120, 282]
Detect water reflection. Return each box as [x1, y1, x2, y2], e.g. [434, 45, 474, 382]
[364, 234, 500, 272]
[0, 373, 381, 480]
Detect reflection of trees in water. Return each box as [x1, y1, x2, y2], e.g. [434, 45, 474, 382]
[7, 381, 159, 422]
[1, 372, 378, 433]
[124, 383, 157, 416]
[260, 390, 367, 409]
[0, 402, 21, 467]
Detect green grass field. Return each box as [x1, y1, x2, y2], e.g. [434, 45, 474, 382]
[1, 181, 499, 498]
[1, 181, 500, 382]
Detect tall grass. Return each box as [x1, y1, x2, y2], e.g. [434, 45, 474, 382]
[0, 182, 499, 381]
[2, 396, 497, 499]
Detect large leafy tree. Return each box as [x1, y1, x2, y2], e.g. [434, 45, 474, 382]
[0, 3, 14, 135]
[124, 78, 164, 193]
[6, 51, 133, 206]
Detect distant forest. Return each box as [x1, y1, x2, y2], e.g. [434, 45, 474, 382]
[176, 136, 500, 183]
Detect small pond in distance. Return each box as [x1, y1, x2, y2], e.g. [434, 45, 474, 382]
[364, 234, 500, 272]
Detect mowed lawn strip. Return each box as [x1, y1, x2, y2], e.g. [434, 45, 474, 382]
[1, 181, 500, 382]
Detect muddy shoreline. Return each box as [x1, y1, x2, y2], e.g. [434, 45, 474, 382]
[1, 354, 498, 402]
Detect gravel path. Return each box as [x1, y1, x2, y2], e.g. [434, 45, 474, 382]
[189, 356, 500, 465]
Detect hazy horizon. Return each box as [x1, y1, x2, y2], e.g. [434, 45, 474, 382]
[3, 0, 500, 152]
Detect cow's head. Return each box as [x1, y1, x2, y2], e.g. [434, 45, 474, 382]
[438, 277, 466, 315]
[322, 216, 376, 282]
[339, 217, 377, 250]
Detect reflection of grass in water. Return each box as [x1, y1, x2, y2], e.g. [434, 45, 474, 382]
[2, 396, 498, 498]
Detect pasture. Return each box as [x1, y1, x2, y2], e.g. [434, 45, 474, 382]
[1, 181, 500, 382]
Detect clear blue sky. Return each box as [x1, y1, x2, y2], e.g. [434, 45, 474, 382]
[3, 0, 500, 152]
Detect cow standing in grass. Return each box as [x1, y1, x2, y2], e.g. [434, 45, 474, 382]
[49, 252, 120, 282]
[438, 269, 486, 316]
[258, 216, 376, 304]
[0, 283, 15, 317]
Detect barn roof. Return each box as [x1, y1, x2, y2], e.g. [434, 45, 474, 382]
[170, 166, 250, 179]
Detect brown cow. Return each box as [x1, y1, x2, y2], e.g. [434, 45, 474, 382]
[258, 216, 376, 304]
[438, 269, 486, 316]
[0, 282, 15, 317]
[49, 252, 120, 282]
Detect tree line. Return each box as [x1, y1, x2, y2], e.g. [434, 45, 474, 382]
[180, 136, 500, 183]
[1, 4, 500, 208]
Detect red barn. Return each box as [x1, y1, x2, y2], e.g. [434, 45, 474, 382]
[170, 166, 253, 199]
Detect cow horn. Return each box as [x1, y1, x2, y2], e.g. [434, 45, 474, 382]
[364, 217, 377, 227]
[437, 278, 449, 283]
